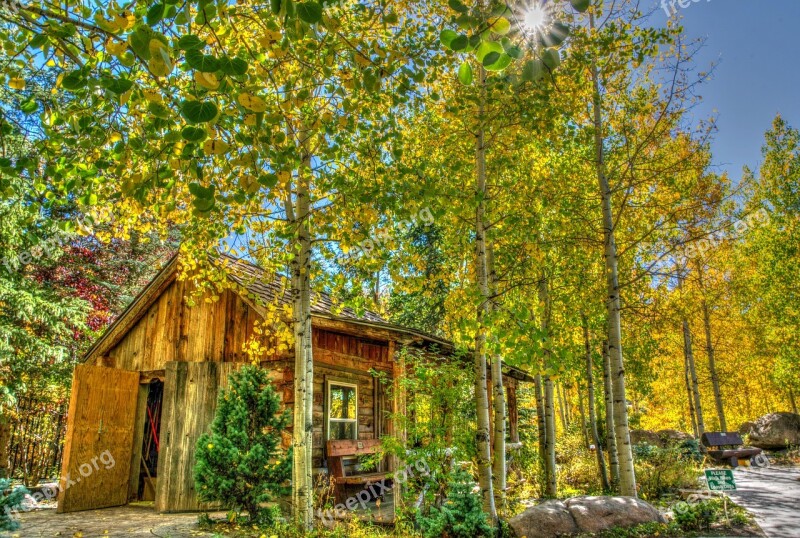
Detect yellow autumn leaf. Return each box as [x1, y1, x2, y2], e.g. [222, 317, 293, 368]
[194, 71, 220, 90]
[244, 114, 257, 126]
[149, 57, 172, 77]
[238, 93, 267, 113]
[106, 39, 127, 56]
[114, 10, 136, 30]
[8, 77, 25, 90]
[203, 139, 230, 155]
[142, 89, 163, 103]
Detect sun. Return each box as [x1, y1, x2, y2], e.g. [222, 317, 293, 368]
[522, 3, 550, 34]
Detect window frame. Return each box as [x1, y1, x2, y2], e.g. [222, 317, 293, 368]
[326, 379, 359, 441]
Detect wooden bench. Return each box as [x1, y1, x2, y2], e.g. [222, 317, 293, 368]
[326, 439, 391, 504]
[701, 432, 763, 468]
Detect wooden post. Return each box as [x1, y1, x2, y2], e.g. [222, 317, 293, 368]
[507, 380, 519, 444]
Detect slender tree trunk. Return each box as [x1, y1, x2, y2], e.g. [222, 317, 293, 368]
[590, 12, 637, 497]
[701, 299, 727, 431]
[683, 319, 706, 435]
[487, 244, 506, 508]
[472, 62, 497, 521]
[577, 387, 589, 448]
[602, 339, 619, 490]
[544, 376, 557, 497]
[557, 383, 568, 432]
[534, 373, 547, 496]
[0, 413, 10, 479]
[789, 388, 798, 415]
[584, 314, 609, 490]
[288, 150, 314, 529]
[685, 353, 699, 439]
[539, 278, 557, 497]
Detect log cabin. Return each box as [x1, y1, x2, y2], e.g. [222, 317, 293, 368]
[56, 254, 531, 514]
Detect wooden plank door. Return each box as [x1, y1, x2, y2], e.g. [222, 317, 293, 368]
[57, 365, 140, 513]
[155, 361, 239, 512]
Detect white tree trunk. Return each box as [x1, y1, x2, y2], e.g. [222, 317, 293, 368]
[473, 62, 497, 521]
[683, 319, 705, 435]
[289, 151, 314, 529]
[602, 339, 619, 490]
[487, 244, 506, 507]
[590, 18, 636, 494]
[539, 278, 557, 497]
[701, 298, 726, 431]
[584, 314, 609, 490]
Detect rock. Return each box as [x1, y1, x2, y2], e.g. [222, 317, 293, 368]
[630, 429, 662, 447]
[508, 497, 665, 537]
[739, 421, 756, 436]
[508, 500, 579, 538]
[656, 429, 693, 445]
[566, 496, 665, 533]
[747, 412, 800, 449]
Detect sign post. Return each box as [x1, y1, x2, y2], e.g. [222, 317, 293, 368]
[705, 469, 736, 523]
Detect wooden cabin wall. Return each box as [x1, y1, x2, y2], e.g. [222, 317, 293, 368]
[274, 329, 394, 470]
[98, 280, 270, 371]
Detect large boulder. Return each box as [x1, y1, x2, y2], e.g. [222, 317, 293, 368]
[566, 496, 666, 533]
[656, 429, 693, 445]
[747, 412, 800, 449]
[630, 429, 662, 447]
[508, 497, 665, 537]
[508, 499, 579, 538]
[739, 421, 756, 436]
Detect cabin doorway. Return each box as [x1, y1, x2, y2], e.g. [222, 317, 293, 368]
[132, 379, 163, 503]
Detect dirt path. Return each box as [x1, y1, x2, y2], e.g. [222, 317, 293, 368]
[726, 466, 800, 538]
[5, 504, 223, 537]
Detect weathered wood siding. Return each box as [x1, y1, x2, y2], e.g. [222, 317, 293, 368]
[99, 280, 268, 371]
[57, 365, 140, 513]
[155, 361, 241, 513]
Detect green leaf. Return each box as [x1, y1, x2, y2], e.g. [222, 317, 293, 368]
[146, 3, 166, 25]
[482, 51, 501, 67]
[521, 59, 545, 82]
[297, 2, 323, 24]
[177, 34, 205, 50]
[484, 53, 512, 71]
[448, 0, 468, 13]
[128, 26, 155, 60]
[148, 102, 171, 119]
[20, 98, 38, 114]
[185, 49, 220, 72]
[218, 56, 248, 76]
[180, 100, 218, 123]
[450, 34, 469, 52]
[457, 61, 473, 85]
[193, 197, 215, 212]
[61, 70, 86, 90]
[440, 29, 458, 48]
[100, 77, 134, 95]
[476, 40, 503, 63]
[189, 182, 215, 199]
[542, 48, 561, 70]
[270, 0, 281, 14]
[571, 0, 591, 13]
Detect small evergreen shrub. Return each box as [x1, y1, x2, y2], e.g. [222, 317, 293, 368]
[0, 479, 27, 531]
[194, 365, 291, 525]
[416, 470, 492, 538]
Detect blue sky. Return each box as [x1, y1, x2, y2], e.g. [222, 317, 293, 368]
[657, 0, 800, 180]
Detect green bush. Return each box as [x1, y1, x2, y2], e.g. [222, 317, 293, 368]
[0, 479, 27, 531]
[673, 498, 720, 531]
[194, 365, 291, 525]
[416, 471, 492, 538]
[633, 443, 700, 500]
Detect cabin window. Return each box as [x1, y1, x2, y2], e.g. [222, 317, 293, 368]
[327, 381, 358, 440]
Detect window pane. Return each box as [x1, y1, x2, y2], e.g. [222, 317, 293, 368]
[330, 385, 356, 419]
[330, 421, 356, 440]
